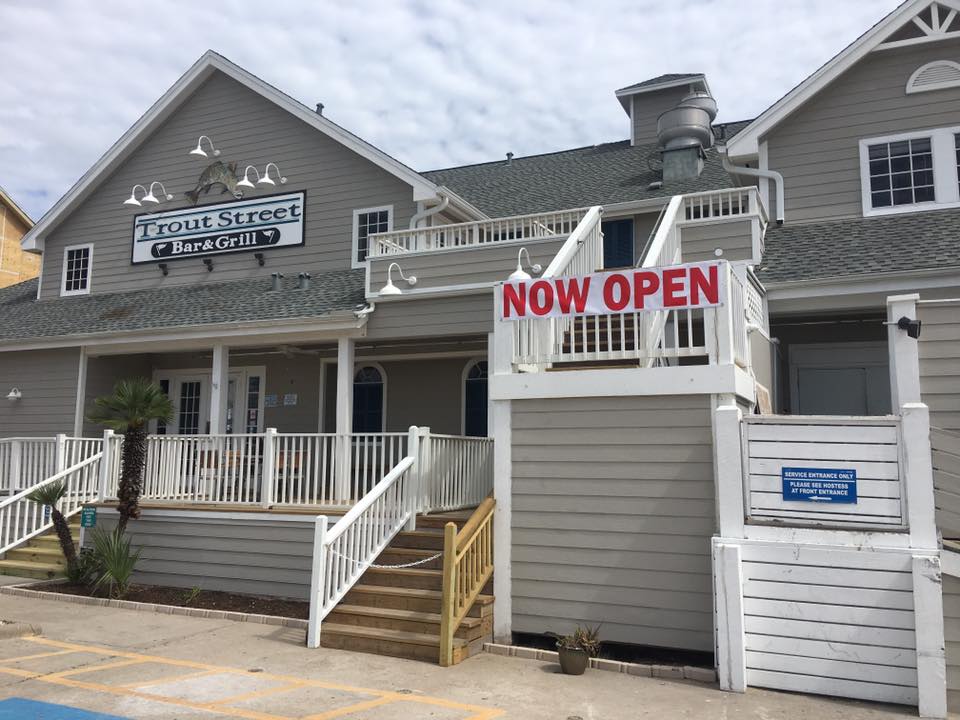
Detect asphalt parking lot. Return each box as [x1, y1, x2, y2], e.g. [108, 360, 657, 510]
[0, 591, 923, 719]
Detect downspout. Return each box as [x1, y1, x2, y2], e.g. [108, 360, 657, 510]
[718, 144, 785, 225]
[408, 194, 450, 229]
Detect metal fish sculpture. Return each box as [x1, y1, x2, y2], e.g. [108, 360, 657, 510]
[185, 161, 242, 205]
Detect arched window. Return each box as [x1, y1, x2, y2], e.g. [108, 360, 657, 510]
[463, 360, 488, 437]
[353, 365, 385, 432]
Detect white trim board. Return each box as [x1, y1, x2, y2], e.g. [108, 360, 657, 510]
[727, 0, 960, 157]
[21, 51, 440, 254]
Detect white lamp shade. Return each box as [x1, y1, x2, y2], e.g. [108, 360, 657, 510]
[237, 178, 256, 189]
[6, 388, 21, 401]
[142, 192, 159, 204]
[189, 146, 208, 157]
[508, 267, 532, 281]
[379, 279, 402, 296]
[123, 195, 142, 207]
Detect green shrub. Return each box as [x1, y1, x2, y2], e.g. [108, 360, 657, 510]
[89, 528, 141, 599]
[66, 548, 100, 586]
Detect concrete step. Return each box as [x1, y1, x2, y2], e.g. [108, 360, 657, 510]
[326, 604, 489, 641]
[0, 559, 64, 580]
[320, 622, 469, 664]
[343, 584, 492, 617]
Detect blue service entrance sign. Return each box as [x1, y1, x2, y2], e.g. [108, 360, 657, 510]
[781, 467, 858, 504]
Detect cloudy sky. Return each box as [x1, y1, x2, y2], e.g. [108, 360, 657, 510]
[1, 0, 900, 221]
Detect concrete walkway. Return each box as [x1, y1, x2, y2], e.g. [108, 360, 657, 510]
[0, 593, 919, 719]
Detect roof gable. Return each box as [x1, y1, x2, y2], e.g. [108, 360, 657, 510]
[22, 51, 439, 253]
[727, 0, 960, 157]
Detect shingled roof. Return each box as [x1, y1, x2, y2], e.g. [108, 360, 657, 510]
[756, 208, 960, 284]
[0, 268, 366, 343]
[615, 73, 705, 95]
[423, 135, 745, 218]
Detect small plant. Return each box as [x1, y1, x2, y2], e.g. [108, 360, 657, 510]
[89, 527, 141, 599]
[66, 548, 100, 586]
[181, 586, 202, 606]
[552, 625, 602, 657]
[26, 480, 77, 576]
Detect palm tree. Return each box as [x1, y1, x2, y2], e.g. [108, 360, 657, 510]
[27, 480, 77, 573]
[89, 378, 173, 533]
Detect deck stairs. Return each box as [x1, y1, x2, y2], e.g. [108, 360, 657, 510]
[0, 519, 79, 579]
[320, 508, 494, 664]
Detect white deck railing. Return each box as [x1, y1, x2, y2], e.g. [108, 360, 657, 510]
[0, 451, 103, 554]
[425, 434, 494, 512]
[0, 436, 103, 494]
[367, 207, 588, 257]
[307, 454, 417, 647]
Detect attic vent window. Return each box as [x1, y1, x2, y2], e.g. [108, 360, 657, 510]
[906, 60, 960, 94]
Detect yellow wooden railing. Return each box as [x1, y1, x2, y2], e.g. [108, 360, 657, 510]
[439, 495, 495, 666]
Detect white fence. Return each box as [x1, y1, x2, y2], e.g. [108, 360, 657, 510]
[367, 207, 588, 257]
[0, 452, 103, 555]
[307, 455, 417, 647]
[0, 436, 103, 494]
[743, 415, 905, 529]
[426, 434, 495, 512]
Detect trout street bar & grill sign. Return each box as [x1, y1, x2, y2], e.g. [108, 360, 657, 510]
[132, 192, 305, 264]
[498, 260, 726, 320]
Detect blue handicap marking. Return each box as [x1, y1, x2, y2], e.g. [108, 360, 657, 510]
[781, 467, 857, 504]
[0, 698, 129, 719]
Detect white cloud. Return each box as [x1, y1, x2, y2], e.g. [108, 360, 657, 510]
[0, 0, 900, 220]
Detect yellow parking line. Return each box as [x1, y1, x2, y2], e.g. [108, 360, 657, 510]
[20, 636, 504, 719]
[0, 649, 78, 664]
[46, 658, 145, 679]
[209, 681, 306, 706]
[121, 667, 223, 688]
[301, 695, 395, 720]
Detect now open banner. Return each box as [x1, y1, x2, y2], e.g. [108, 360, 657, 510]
[499, 260, 726, 321]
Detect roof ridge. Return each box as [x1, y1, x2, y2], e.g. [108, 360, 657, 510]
[422, 139, 636, 174]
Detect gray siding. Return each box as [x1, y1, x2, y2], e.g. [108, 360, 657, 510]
[86, 510, 317, 599]
[0, 348, 79, 437]
[366, 294, 493, 340]
[919, 301, 960, 431]
[83, 354, 153, 436]
[41, 71, 417, 300]
[680, 219, 755, 263]
[765, 40, 960, 223]
[946, 570, 960, 712]
[367, 236, 567, 296]
[631, 88, 689, 146]
[510, 395, 716, 651]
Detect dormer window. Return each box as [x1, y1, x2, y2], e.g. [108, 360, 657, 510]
[859, 127, 960, 216]
[61, 243, 93, 296]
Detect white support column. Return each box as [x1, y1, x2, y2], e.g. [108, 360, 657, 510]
[261, 428, 277, 509]
[714, 264, 735, 367]
[914, 554, 947, 719]
[713, 541, 746, 693]
[209, 344, 229, 434]
[418, 426, 432, 513]
[98, 429, 115, 501]
[713, 401, 745, 538]
[54, 433, 68, 475]
[902, 402, 939, 550]
[887, 293, 921, 408]
[405, 426, 420, 531]
[306, 514, 328, 648]
[492, 397, 512, 643]
[336, 337, 354, 500]
[73, 347, 88, 438]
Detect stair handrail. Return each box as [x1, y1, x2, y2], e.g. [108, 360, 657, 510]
[639, 194, 684, 268]
[0, 451, 103, 555]
[307, 452, 417, 648]
[541, 206, 603, 278]
[439, 494, 496, 666]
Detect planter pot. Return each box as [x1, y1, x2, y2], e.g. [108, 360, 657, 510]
[558, 647, 589, 675]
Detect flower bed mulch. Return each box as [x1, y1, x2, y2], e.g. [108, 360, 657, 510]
[44, 583, 310, 619]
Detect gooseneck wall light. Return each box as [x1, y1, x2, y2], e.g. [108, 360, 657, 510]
[6, 388, 21, 402]
[189, 135, 221, 158]
[379, 262, 417, 296]
[123, 182, 173, 207]
[237, 164, 288, 190]
[142, 182, 173, 204]
[508, 247, 543, 281]
[123, 185, 148, 206]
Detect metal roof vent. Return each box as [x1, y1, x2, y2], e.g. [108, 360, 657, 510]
[656, 91, 717, 151]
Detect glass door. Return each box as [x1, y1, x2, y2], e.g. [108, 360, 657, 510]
[172, 376, 209, 435]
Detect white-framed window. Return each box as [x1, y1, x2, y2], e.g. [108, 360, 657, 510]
[60, 243, 94, 296]
[462, 359, 488, 437]
[859, 127, 960, 217]
[352, 205, 393, 267]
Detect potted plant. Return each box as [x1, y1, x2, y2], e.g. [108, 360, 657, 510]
[551, 625, 601, 675]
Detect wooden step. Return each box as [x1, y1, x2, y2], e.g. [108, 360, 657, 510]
[5, 546, 65, 565]
[389, 529, 445, 550]
[375, 547, 443, 571]
[343, 584, 493, 617]
[0, 559, 64, 580]
[326, 604, 489, 641]
[320, 622, 469, 663]
[363, 567, 443, 591]
[415, 511, 474, 530]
